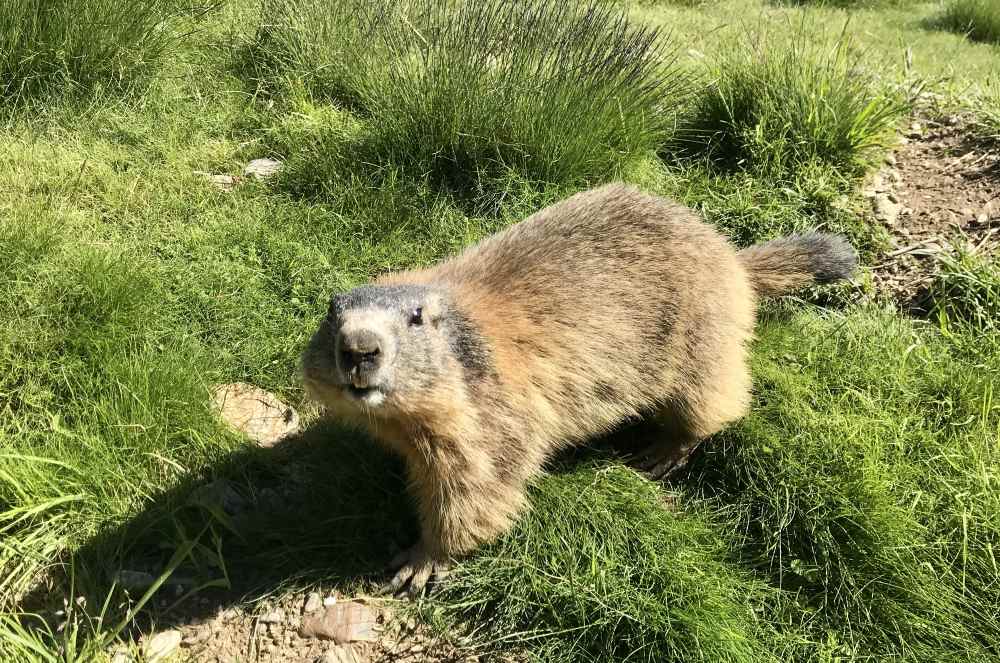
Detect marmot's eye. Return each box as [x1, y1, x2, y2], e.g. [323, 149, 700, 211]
[409, 307, 424, 326]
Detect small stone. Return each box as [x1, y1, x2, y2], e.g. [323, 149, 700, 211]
[301, 601, 377, 644]
[323, 595, 338, 607]
[884, 153, 897, 166]
[259, 608, 286, 625]
[906, 122, 922, 138]
[143, 630, 182, 663]
[212, 383, 300, 447]
[304, 592, 324, 614]
[874, 195, 900, 226]
[194, 171, 237, 191]
[244, 158, 283, 180]
[977, 213, 989, 224]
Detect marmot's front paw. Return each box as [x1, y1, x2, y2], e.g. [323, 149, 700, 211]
[379, 543, 451, 598]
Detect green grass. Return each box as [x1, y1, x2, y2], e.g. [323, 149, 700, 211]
[2, 0, 1000, 661]
[676, 21, 909, 178]
[240, 0, 691, 205]
[936, 0, 1000, 45]
[0, 0, 186, 105]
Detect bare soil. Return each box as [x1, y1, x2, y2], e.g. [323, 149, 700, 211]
[869, 115, 1000, 311]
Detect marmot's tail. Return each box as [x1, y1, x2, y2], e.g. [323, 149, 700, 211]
[738, 232, 857, 298]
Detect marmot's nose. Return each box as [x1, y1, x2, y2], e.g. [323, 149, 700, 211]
[338, 329, 384, 376]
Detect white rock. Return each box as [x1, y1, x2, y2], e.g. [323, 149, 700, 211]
[143, 630, 181, 663]
[212, 383, 300, 447]
[244, 158, 283, 180]
[323, 595, 338, 607]
[304, 592, 324, 614]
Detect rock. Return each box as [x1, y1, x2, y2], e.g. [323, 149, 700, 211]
[906, 122, 922, 138]
[321, 645, 365, 663]
[244, 158, 283, 180]
[300, 601, 377, 644]
[143, 630, 182, 663]
[259, 608, 285, 625]
[977, 212, 989, 224]
[193, 171, 237, 192]
[323, 595, 338, 607]
[115, 570, 156, 592]
[211, 383, 300, 448]
[304, 592, 324, 614]
[884, 153, 897, 166]
[874, 195, 900, 226]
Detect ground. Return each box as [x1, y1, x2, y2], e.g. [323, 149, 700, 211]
[2, 1, 999, 662]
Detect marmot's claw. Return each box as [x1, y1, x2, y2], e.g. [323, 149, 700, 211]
[378, 544, 450, 599]
[631, 440, 700, 481]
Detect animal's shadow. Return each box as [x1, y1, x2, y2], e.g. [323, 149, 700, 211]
[18, 416, 676, 645]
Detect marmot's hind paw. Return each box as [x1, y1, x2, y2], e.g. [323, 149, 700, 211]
[630, 438, 701, 481]
[378, 544, 451, 599]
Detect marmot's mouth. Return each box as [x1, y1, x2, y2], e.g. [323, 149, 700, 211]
[345, 384, 386, 407]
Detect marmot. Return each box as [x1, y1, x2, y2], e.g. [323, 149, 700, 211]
[301, 183, 856, 595]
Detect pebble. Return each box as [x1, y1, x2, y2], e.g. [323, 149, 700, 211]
[143, 630, 182, 663]
[977, 212, 989, 224]
[884, 153, 897, 166]
[244, 158, 283, 180]
[323, 595, 339, 607]
[874, 195, 900, 226]
[304, 592, 324, 614]
[211, 382, 300, 447]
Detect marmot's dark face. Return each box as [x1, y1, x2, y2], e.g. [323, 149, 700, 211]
[301, 285, 451, 416]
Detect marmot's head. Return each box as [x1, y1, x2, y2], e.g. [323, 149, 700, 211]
[302, 284, 487, 418]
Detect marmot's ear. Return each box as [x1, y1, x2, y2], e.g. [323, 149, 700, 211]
[423, 291, 445, 325]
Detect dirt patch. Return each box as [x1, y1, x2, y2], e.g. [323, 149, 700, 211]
[105, 590, 491, 663]
[868, 115, 1000, 311]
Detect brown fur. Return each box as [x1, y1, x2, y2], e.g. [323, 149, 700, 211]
[300, 183, 856, 591]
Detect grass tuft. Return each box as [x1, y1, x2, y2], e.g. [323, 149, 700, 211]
[0, 0, 185, 105]
[676, 22, 908, 178]
[935, 0, 1000, 45]
[242, 0, 691, 201]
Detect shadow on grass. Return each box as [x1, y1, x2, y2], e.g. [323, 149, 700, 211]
[17, 411, 684, 646]
[19, 419, 418, 642]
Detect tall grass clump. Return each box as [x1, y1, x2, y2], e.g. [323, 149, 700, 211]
[928, 249, 1000, 363]
[0, 0, 180, 104]
[246, 0, 690, 198]
[678, 24, 908, 178]
[936, 0, 1000, 45]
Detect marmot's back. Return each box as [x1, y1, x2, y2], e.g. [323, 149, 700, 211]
[397, 183, 756, 443]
